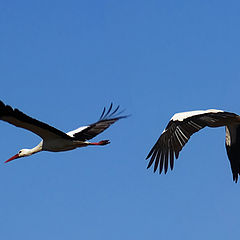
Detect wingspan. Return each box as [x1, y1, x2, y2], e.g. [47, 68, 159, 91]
[0, 100, 71, 140]
[146, 110, 238, 174]
[67, 103, 128, 141]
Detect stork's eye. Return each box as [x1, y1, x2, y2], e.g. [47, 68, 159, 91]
[19, 150, 22, 154]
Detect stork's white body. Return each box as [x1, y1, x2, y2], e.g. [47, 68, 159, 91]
[15, 138, 91, 159]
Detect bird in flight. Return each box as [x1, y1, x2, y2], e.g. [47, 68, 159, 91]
[0, 100, 127, 163]
[146, 109, 240, 182]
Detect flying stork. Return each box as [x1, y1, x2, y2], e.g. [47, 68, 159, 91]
[0, 100, 127, 163]
[146, 109, 240, 182]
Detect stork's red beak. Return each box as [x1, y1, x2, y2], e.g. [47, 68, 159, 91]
[5, 154, 20, 163]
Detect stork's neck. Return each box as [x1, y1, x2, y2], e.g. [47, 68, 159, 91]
[29, 142, 43, 155]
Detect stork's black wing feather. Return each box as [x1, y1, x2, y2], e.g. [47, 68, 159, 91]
[146, 119, 206, 174]
[225, 124, 240, 183]
[70, 104, 128, 141]
[0, 100, 71, 140]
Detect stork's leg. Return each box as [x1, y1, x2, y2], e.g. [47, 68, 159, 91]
[89, 140, 110, 146]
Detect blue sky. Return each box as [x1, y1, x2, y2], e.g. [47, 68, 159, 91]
[1, 1, 240, 239]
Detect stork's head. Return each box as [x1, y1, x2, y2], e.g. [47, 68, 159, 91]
[5, 149, 32, 163]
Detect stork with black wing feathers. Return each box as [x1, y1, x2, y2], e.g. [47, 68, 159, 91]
[0, 101, 127, 163]
[146, 109, 240, 182]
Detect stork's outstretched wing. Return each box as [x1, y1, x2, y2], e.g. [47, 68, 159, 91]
[0, 100, 71, 140]
[67, 103, 128, 141]
[146, 109, 238, 174]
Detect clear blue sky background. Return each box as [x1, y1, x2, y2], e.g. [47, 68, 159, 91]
[1, 1, 240, 239]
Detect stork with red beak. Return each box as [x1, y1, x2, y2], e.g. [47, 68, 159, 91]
[0, 101, 127, 163]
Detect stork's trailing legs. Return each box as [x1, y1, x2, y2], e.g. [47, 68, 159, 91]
[89, 140, 110, 146]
